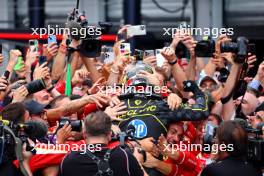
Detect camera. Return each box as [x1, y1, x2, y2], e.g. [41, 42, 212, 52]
[195, 37, 215, 57]
[0, 120, 47, 165]
[246, 127, 264, 167]
[67, 9, 112, 58]
[58, 118, 82, 132]
[195, 36, 249, 64]
[221, 37, 248, 64]
[217, 68, 230, 83]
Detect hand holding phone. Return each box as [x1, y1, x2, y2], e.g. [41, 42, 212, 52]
[127, 25, 146, 37]
[29, 40, 39, 52]
[48, 35, 57, 44]
[155, 49, 165, 67]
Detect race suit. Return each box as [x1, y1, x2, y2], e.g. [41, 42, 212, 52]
[118, 86, 209, 140]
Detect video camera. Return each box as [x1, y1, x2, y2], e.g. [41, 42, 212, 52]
[0, 119, 47, 167]
[66, 7, 112, 58]
[203, 119, 264, 166]
[195, 36, 250, 64]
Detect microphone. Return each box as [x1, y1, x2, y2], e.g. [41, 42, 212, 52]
[126, 125, 136, 137]
[65, 21, 82, 40]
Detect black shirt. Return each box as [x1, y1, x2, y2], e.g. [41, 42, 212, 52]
[201, 157, 262, 176]
[59, 144, 144, 176]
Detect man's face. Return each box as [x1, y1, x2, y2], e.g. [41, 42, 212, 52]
[235, 92, 259, 116]
[208, 115, 219, 126]
[200, 80, 217, 92]
[33, 90, 53, 105]
[166, 123, 184, 144]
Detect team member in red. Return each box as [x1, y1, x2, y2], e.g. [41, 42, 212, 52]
[143, 121, 203, 176]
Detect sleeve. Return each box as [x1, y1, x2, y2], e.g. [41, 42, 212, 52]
[172, 151, 201, 174]
[110, 147, 144, 176]
[200, 164, 214, 176]
[157, 89, 209, 121]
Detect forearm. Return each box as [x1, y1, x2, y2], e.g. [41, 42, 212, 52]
[171, 63, 187, 91]
[70, 53, 80, 78]
[107, 65, 120, 86]
[51, 45, 66, 80]
[221, 64, 242, 120]
[22, 160, 33, 176]
[222, 64, 242, 98]
[203, 59, 217, 77]
[81, 57, 102, 82]
[185, 56, 196, 81]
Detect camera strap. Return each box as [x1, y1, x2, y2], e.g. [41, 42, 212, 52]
[85, 148, 113, 176]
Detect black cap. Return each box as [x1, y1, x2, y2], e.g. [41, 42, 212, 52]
[23, 100, 47, 115]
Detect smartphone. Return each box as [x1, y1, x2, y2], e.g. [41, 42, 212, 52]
[14, 56, 24, 71]
[0, 42, 2, 54]
[127, 25, 146, 37]
[248, 43, 256, 55]
[48, 35, 57, 44]
[103, 52, 115, 64]
[39, 56, 47, 65]
[134, 49, 144, 61]
[144, 50, 154, 58]
[120, 43, 131, 56]
[29, 40, 38, 52]
[155, 49, 165, 67]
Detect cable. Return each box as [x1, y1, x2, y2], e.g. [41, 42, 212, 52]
[152, 0, 189, 13]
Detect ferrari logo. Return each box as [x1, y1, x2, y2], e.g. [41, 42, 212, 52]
[135, 100, 142, 106]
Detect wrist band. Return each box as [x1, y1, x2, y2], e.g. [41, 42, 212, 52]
[168, 59, 177, 66]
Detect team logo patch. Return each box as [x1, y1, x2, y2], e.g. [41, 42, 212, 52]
[128, 119, 147, 138]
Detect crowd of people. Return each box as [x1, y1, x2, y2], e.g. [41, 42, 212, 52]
[0, 24, 263, 176]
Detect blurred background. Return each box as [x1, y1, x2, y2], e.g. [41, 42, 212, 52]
[0, 0, 263, 72]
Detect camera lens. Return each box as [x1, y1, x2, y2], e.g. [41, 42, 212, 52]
[221, 42, 238, 53]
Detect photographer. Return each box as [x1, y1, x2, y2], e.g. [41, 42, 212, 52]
[59, 110, 148, 176]
[201, 121, 262, 176]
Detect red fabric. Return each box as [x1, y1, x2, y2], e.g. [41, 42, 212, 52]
[164, 151, 203, 176]
[13, 140, 122, 172]
[184, 122, 197, 143]
[55, 80, 66, 94]
[82, 103, 98, 118]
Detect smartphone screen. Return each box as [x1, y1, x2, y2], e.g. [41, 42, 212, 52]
[29, 40, 38, 52]
[155, 49, 165, 67]
[48, 35, 57, 44]
[144, 50, 154, 58]
[39, 56, 47, 65]
[248, 43, 256, 55]
[0, 43, 2, 54]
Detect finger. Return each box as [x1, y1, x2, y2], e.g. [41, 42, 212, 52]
[115, 110, 127, 116]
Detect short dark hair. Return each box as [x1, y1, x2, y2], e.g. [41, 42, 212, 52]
[84, 111, 112, 136]
[209, 113, 223, 125]
[1, 103, 26, 123]
[216, 121, 248, 158]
